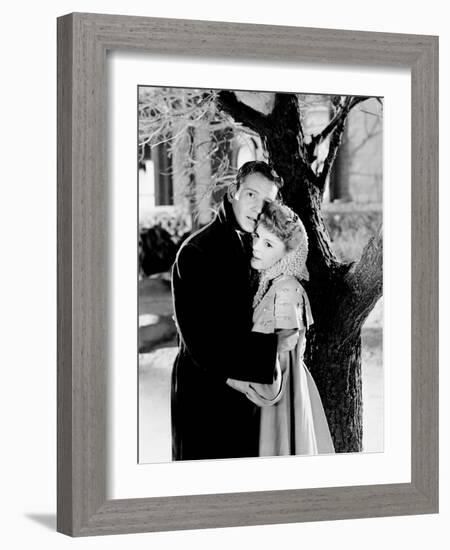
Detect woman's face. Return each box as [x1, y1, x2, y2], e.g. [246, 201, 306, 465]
[251, 224, 287, 271]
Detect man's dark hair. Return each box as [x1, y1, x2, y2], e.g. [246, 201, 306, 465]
[235, 161, 284, 192]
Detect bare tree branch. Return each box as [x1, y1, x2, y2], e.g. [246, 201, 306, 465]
[216, 90, 268, 135]
[348, 96, 371, 111]
[316, 96, 370, 190]
[310, 97, 348, 146]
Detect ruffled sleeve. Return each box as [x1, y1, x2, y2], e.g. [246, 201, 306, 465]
[274, 278, 314, 330]
[252, 277, 314, 334]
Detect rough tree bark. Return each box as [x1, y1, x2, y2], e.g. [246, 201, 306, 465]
[329, 123, 352, 202]
[217, 91, 383, 452]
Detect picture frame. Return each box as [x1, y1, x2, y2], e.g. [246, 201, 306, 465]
[57, 12, 438, 536]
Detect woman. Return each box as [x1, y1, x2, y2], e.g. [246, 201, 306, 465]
[227, 201, 335, 456]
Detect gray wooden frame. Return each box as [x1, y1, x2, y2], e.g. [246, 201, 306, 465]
[57, 12, 438, 537]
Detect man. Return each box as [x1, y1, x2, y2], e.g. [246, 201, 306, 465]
[171, 161, 284, 461]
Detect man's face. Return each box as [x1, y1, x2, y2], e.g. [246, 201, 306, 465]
[231, 173, 279, 233]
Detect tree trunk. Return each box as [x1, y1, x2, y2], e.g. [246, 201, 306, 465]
[305, 324, 362, 452]
[329, 124, 352, 202]
[216, 91, 382, 453]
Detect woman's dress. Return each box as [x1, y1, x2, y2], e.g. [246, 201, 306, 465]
[228, 274, 334, 456]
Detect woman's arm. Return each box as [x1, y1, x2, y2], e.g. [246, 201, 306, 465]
[226, 280, 307, 404]
[227, 358, 283, 406]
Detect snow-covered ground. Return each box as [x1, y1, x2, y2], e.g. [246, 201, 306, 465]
[138, 299, 383, 463]
[139, 347, 178, 463]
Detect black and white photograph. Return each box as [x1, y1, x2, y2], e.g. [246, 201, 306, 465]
[138, 86, 383, 463]
[3, 0, 444, 545]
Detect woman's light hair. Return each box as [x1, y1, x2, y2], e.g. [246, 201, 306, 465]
[257, 201, 305, 252]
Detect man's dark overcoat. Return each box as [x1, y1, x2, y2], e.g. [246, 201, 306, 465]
[171, 196, 278, 460]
